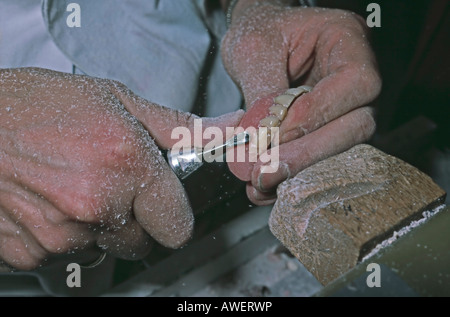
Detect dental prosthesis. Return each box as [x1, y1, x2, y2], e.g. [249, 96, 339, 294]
[252, 85, 313, 151]
[264, 85, 313, 125]
[164, 85, 313, 182]
[226, 85, 313, 182]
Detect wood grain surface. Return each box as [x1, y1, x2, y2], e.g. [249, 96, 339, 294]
[269, 144, 447, 285]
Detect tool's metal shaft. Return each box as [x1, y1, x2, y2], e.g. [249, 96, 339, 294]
[165, 131, 250, 180]
[201, 131, 250, 159]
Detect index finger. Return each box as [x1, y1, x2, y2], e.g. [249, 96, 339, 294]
[280, 17, 382, 143]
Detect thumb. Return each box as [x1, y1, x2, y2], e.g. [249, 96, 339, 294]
[221, 26, 290, 108]
[109, 80, 245, 149]
[133, 157, 194, 249]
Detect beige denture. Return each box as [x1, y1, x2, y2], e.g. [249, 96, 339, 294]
[256, 85, 312, 149]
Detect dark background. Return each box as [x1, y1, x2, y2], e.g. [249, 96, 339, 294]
[323, 0, 449, 164]
[313, 1, 449, 206]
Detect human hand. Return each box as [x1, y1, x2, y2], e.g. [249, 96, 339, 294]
[222, 1, 382, 205]
[0, 68, 243, 270]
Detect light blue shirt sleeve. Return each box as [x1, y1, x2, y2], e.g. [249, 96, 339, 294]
[42, 0, 242, 116]
[0, 0, 73, 72]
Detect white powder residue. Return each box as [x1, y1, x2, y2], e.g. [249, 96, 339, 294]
[362, 204, 447, 262]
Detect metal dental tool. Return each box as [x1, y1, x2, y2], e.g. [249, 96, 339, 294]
[163, 131, 250, 180]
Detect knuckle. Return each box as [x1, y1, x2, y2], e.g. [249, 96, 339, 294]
[55, 184, 103, 223]
[357, 107, 377, 142]
[0, 242, 46, 271]
[13, 256, 42, 271]
[35, 230, 73, 254]
[358, 67, 383, 103]
[364, 68, 383, 100]
[32, 224, 93, 257]
[325, 9, 366, 29]
[344, 63, 383, 104]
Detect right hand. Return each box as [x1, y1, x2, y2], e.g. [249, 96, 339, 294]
[222, 3, 381, 205]
[0, 67, 243, 270]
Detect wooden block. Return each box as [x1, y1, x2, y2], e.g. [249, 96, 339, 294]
[269, 144, 447, 285]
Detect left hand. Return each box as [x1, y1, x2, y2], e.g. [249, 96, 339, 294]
[222, 2, 382, 205]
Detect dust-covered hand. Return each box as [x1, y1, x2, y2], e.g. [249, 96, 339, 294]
[222, 1, 382, 205]
[0, 68, 243, 270]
